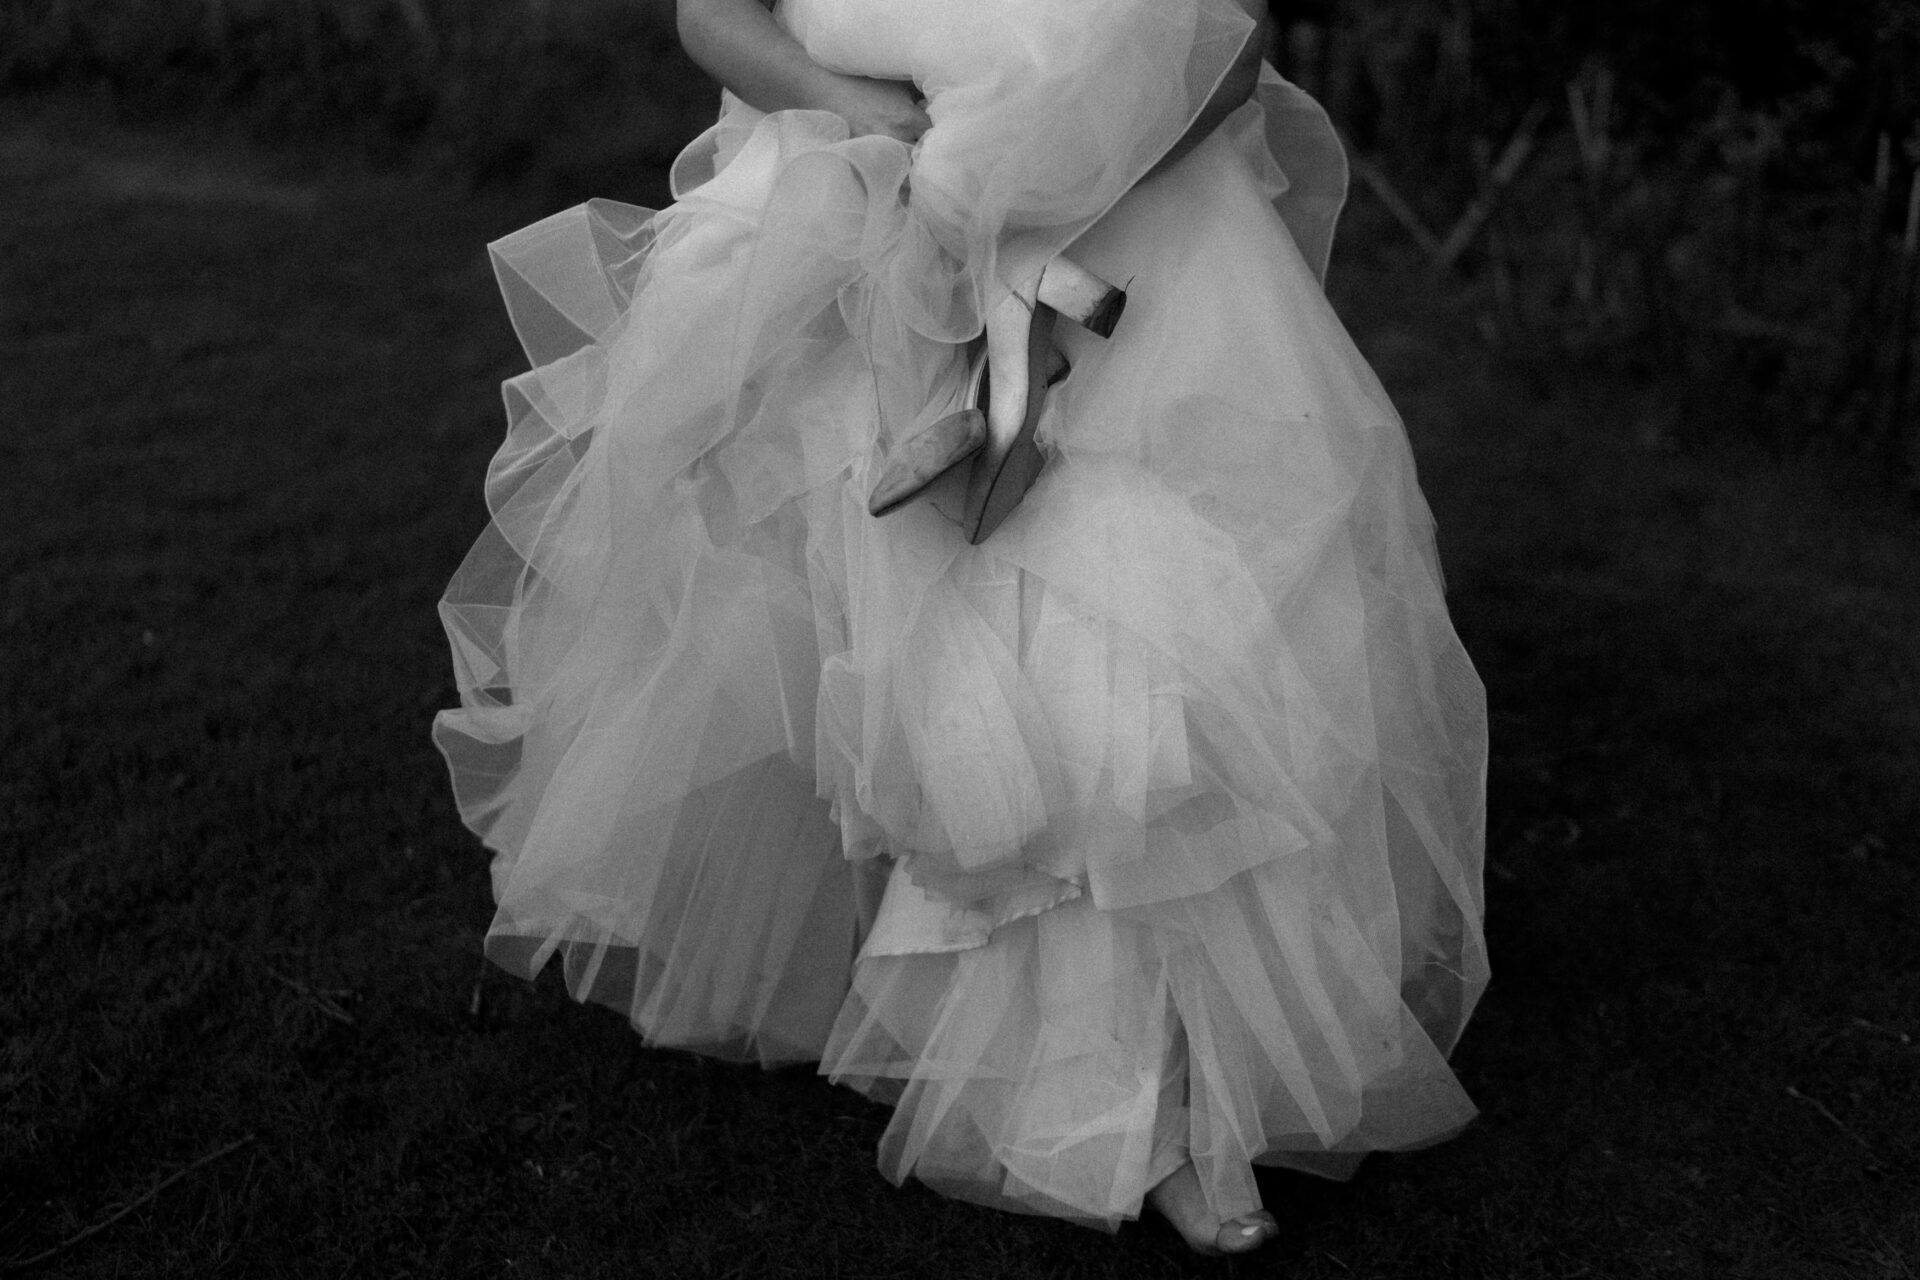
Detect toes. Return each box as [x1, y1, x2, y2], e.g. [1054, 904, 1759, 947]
[1216, 1212, 1279, 1255]
[1148, 1164, 1280, 1258]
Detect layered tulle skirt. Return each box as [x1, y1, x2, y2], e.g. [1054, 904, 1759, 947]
[434, 0, 1488, 1231]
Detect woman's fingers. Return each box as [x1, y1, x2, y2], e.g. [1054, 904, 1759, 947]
[822, 74, 930, 143]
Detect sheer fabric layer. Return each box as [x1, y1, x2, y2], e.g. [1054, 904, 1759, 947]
[819, 127, 1486, 1227]
[433, 0, 1486, 1229]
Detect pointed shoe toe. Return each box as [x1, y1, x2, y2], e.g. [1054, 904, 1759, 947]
[869, 408, 989, 517]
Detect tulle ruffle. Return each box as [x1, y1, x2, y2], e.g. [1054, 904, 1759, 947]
[814, 134, 1487, 1225]
[433, 0, 1486, 1228]
[827, 873, 1478, 1228]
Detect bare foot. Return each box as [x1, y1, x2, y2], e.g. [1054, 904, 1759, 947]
[1146, 1161, 1279, 1257]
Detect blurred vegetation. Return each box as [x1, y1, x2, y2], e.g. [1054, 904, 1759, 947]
[0, 0, 710, 183]
[3, 0, 1918, 490]
[1278, 0, 1920, 491]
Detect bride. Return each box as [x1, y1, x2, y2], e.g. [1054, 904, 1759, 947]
[435, 0, 1489, 1256]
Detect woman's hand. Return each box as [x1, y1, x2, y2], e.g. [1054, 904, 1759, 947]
[678, 0, 927, 144]
[812, 73, 931, 144]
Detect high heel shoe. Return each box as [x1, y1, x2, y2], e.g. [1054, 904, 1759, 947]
[960, 295, 1064, 545]
[865, 254, 1124, 524]
[867, 342, 988, 518]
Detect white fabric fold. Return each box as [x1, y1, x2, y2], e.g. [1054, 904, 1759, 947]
[433, 0, 1487, 1230]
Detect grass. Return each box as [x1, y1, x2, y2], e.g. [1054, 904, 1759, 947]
[1, 88, 1916, 1279]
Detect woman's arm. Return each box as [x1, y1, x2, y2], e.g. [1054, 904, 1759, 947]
[675, 0, 930, 142]
[1147, 0, 1271, 176]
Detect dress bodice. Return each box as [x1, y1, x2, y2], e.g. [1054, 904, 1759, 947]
[781, 0, 1039, 86]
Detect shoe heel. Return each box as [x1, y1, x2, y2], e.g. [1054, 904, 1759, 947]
[1035, 256, 1126, 338]
[962, 304, 1066, 545]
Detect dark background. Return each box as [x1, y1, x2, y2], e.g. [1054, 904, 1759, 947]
[2, 1, 1916, 1275]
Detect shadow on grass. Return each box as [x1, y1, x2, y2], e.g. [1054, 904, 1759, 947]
[0, 96, 1915, 1279]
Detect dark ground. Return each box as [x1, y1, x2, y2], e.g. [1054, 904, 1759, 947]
[1, 90, 1916, 1278]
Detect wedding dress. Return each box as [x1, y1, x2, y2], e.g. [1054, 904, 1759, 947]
[434, 0, 1489, 1229]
